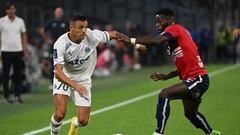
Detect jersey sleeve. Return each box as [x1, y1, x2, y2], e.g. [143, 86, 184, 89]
[20, 18, 26, 33]
[163, 25, 181, 39]
[53, 39, 65, 66]
[0, 19, 2, 32]
[91, 29, 110, 43]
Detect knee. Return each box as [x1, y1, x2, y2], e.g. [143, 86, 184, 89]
[78, 116, 89, 126]
[55, 110, 66, 121]
[184, 112, 195, 120]
[159, 88, 169, 99]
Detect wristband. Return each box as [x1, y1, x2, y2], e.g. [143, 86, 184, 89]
[130, 38, 136, 44]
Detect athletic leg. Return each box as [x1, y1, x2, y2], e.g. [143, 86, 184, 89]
[155, 82, 191, 134]
[12, 52, 24, 102]
[50, 94, 69, 135]
[182, 99, 213, 134]
[1, 52, 13, 102]
[68, 85, 91, 135]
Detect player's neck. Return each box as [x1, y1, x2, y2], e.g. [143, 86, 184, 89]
[8, 15, 16, 22]
[68, 33, 82, 44]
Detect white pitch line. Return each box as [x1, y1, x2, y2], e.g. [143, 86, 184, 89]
[23, 64, 239, 135]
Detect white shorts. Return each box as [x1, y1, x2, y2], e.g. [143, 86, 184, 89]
[53, 78, 92, 107]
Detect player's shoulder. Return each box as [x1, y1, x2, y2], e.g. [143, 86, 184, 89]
[15, 16, 25, 23]
[166, 24, 183, 30]
[86, 28, 103, 40]
[54, 32, 69, 47]
[0, 16, 7, 22]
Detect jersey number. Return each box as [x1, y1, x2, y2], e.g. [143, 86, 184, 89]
[57, 83, 69, 91]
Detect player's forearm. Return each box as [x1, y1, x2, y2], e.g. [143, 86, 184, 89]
[54, 69, 78, 89]
[165, 70, 178, 80]
[131, 35, 169, 45]
[21, 32, 28, 51]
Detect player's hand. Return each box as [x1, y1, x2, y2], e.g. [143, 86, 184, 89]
[73, 83, 88, 97]
[23, 50, 29, 61]
[150, 72, 167, 81]
[136, 44, 147, 54]
[114, 32, 130, 43]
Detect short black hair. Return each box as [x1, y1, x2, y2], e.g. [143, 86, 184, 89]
[6, 2, 15, 10]
[70, 12, 87, 22]
[156, 8, 174, 17]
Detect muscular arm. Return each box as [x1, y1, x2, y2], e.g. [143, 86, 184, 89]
[165, 70, 179, 80]
[135, 35, 169, 45]
[21, 32, 28, 51]
[150, 69, 178, 81]
[54, 64, 87, 96]
[54, 64, 78, 88]
[112, 30, 170, 46]
[21, 32, 29, 59]
[107, 31, 147, 53]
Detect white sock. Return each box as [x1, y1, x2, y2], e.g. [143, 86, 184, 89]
[50, 115, 62, 135]
[206, 132, 212, 135]
[153, 132, 163, 135]
[74, 118, 79, 127]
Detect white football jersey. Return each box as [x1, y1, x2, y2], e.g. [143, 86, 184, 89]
[53, 28, 110, 86]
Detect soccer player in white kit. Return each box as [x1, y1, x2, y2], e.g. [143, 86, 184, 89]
[50, 13, 146, 135]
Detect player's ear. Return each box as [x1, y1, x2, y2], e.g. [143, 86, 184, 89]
[69, 21, 74, 30]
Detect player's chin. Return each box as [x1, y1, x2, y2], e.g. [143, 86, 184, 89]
[79, 35, 86, 40]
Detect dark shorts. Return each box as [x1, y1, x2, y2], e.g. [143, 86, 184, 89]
[183, 74, 209, 103]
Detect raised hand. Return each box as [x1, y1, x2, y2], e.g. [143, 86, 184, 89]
[150, 72, 167, 81]
[116, 32, 131, 43]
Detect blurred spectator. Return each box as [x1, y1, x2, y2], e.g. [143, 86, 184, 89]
[0, 2, 28, 103]
[233, 28, 240, 37]
[188, 24, 199, 45]
[42, 7, 68, 89]
[199, 27, 213, 63]
[122, 21, 142, 70]
[94, 40, 117, 77]
[216, 27, 228, 62]
[44, 7, 68, 87]
[231, 28, 240, 64]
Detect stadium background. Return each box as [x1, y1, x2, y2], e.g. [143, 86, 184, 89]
[0, 0, 240, 135]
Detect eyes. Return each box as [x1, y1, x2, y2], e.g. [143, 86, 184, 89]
[78, 25, 88, 30]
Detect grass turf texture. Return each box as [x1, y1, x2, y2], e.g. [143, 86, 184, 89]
[0, 64, 239, 135]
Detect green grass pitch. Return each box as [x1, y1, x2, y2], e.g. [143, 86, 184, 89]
[0, 64, 240, 135]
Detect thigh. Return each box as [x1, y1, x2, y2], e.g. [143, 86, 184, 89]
[72, 84, 92, 107]
[161, 82, 192, 100]
[12, 52, 24, 74]
[1, 52, 12, 73]
[54, 94, 69, 113]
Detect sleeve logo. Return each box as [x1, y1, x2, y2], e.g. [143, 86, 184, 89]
[53, 49, 58, 59]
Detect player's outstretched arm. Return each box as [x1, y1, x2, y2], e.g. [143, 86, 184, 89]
[130, 35, 169, 45]
[111, 30, 169, 46]
[54, 64, 88, 97]
[150, 70, 178, 81]
[107, 31, 147, 53]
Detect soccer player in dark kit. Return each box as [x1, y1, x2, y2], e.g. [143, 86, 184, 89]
[118, 8, 222, 135]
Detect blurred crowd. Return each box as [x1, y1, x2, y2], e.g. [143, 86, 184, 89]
[1, 6, 240, 97]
